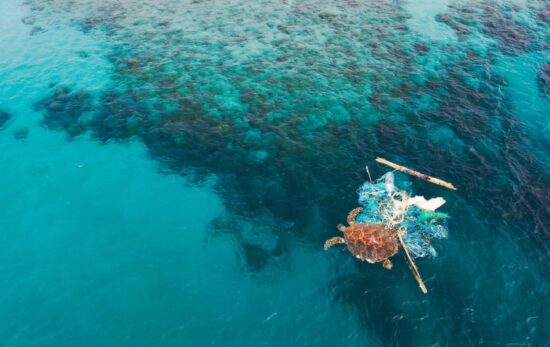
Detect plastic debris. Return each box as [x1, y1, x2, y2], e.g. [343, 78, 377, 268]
[324, 161, 452, 294]
[356, 172, 449, 260]
[418, 211, 449, 222]
[352, 169, 451, 294]
[407, 196, 446, 211]
[383, 171, 395, 194]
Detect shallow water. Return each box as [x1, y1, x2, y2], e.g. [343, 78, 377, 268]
[0, 0, 549, 345]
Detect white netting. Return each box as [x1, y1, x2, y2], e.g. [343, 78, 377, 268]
[356, 172, 449, 258]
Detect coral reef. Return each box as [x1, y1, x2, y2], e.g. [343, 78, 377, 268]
[33, 86, 93, 138]
[28, 0, 550, 251]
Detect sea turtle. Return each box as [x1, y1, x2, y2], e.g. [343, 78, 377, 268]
[324, 207, 398, 270]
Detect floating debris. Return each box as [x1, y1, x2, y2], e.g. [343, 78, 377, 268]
[376, 157, 457, 190]
[325, 160, 453, 294]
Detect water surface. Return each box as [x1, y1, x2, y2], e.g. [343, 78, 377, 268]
[0, 0, 549, 345]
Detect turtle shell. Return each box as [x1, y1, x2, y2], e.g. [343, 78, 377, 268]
[344, 224, 398, 263]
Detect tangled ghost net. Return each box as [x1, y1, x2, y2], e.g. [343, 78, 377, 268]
[324, 158, 454, 293]
[355, 171, 449, 259]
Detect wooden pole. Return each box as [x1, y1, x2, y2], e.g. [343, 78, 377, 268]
[375, 157, 457, 190]
[397, 231, 428, 294]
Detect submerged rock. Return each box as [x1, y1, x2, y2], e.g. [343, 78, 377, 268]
[435, 13, 473, 35]
[21, 16, 36, 25]
[79, 17, 99, 32]
[413, 42, 430, 55]
[30, 26, 45, 36]
[0, 110, 13, 129]
[277, 23, 290, 34]
[125, 58, 140, 70]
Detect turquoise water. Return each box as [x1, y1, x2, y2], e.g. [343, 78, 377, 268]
[0, 0, 549, 345]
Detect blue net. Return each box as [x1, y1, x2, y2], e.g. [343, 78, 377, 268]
[355, 172, 449, 258]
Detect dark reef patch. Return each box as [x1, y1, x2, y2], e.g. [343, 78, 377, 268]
[537, 63, 550, 96]
[13, 128, 29, 140]
[413, 42, 430, 55]
[435, 13, 473, 37]
[480, 5, 532, 55]
[90, 91, 149, 142]
[443, 2, 544, 56]
[30, 26, 45, 36]
[207, 213, 291, 271]
[33, 86, 93, 138]
[0, 110, 13, 129]
[21, 16, 35, 25]
[537, 2, 550, 24]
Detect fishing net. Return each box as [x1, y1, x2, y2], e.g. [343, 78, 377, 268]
[355, 172, 449, 258]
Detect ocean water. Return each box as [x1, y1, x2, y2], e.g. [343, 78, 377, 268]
[0, 0, 549, 345]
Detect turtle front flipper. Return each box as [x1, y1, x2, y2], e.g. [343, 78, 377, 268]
[324, 237, 346, 250]
[347, 207, 364, 225]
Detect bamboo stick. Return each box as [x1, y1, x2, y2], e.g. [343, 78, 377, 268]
[397, 231, 428, 294]
[375, 157, 457, 190]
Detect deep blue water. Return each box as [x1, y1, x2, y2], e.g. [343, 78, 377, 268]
[0, 0, 549, 345]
